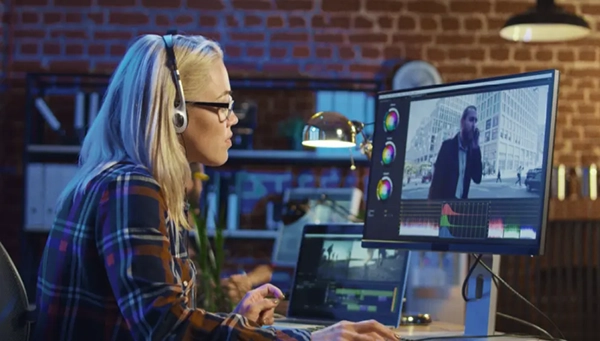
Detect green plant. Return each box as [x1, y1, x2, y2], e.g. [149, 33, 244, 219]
[190, 208, 233, 312]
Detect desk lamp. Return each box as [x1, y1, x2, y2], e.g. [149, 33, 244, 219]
[301, 111, 373, 169]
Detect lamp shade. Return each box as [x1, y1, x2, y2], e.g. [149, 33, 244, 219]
[302, 111, 357, 148]
[500, 0, 590, 42]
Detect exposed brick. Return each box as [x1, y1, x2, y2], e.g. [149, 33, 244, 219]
[378, 16, 394, 29]
[246, 47, 264, 58]
[514, 48, 531, 61]
[397, 16, 416, 30]
[314, 33, 344, 44]
[450, 1, 491, 13]
[54, 0, 92, 6]
[244, 15, 262, 27]
[19, 43, 38, 55]
[494, 1, 530, 14]
[349, 33, 388, 44]
[274, 0, 313, 11]
[43, 12, 62, 24]
[288, 16, 305, 28]
[64, 13, 82, 23]
[315, 47, 332, 59]
[420, 17, 438, 31]
[98, 0, 136, 6]
[200, 16, 218, 27]
[354, 16, 374, 29]
[231, 0, 271, 10]
[141, 0, 182, 8]
[535, 49, 554, 62]
[322, 0, 361, 12]
[187, 0, 225, 10]
[267, 16, 284, 28]
[270, 47, 287, 59]
[489, 48, 509, 61]
[93, 31, 132, 41]
[21, 12, 39, 24]
[365, 0, 403, 12]
[312, 16, 351, 29]
[464, 18, 482, 30]
[175, 15, 195, 25]
[292, 46, 310, 58]
[230, 32, 264, 42]
[579, 49, 597, 62]
[271, 33, 308, 42]
[406, 0, 448, 14]
[109, 12, 149, 25]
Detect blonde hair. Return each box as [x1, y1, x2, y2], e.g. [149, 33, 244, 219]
[57, 34, 223, 230]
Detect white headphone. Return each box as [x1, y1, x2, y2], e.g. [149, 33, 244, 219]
[162, 31, 188, 134]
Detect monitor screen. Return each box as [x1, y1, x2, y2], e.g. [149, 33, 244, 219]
[362, 70, 559, 255]
[288, 224, 409, 327]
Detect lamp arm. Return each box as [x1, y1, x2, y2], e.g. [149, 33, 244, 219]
[359, 130, 373, 160]
[351, 120, 373, 160]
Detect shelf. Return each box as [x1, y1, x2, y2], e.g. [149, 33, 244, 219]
[26, 144, 370, 166]
[206, 229, 279, 239]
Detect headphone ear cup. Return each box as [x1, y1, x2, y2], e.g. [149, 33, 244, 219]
[173, 109, 187, 134]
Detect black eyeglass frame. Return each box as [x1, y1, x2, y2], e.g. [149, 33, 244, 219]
[186, 100, 235, 121]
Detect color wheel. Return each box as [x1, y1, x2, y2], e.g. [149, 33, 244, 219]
[383, 108, 399, 132]
[376, 176, 393, 201]
[381, 141, 396, 165]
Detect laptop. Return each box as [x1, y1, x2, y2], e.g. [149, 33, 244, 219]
[271, 223, 411, 331]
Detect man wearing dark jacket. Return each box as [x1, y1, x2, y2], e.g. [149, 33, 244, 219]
[428, 105, 483, 200]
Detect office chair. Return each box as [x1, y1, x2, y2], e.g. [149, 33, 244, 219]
[0, 242, 36, 341]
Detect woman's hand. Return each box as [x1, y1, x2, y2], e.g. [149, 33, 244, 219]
[232, 283, 284, 326]
[221, 265, 273, 303]
[221, 274, 253, 303]
[312, 320, 399, 341]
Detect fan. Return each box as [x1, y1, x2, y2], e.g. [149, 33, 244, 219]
[391, 60, 442, 90]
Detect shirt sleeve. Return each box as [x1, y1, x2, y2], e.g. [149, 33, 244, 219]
[96, 172, 311, 341]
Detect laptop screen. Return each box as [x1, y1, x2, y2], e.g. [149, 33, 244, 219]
[287, 224, 410, 327]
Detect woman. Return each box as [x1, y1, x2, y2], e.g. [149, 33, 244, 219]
[33, 32, 398, 341]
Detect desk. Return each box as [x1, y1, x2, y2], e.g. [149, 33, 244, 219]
[393, 321, 541, 340]
[275, 301, 541, 340]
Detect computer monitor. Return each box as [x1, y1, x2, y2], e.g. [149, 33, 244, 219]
[362, 69, 559, 337]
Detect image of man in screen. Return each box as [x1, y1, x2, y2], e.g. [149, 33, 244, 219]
[428, 105, 483, 200]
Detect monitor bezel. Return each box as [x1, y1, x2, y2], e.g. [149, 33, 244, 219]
[362, 69, 559, 256]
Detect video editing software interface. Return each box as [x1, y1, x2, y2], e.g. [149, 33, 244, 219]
[364, 70, 558, 255]
[288, 230, 408, 326]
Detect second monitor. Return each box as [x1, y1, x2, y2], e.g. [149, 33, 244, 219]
[363, 69, 559, 256]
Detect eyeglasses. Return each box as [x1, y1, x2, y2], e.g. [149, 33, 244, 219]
[186, 100, 235, 122]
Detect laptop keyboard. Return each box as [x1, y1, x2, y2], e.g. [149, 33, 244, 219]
[305, 325, 325, 332]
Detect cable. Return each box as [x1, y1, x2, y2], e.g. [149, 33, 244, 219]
[496, 312, 555, 340]
[461, 254, 482, 302]
[460, 254, 565, 340]
[473, 255, 566, 340]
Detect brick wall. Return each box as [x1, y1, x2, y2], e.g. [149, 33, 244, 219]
[2, 0, 600, 256]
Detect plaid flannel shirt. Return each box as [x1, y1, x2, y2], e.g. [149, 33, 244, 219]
[33, 162, 311, 341]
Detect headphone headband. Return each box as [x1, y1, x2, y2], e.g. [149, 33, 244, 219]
[162, 29, 188, 134]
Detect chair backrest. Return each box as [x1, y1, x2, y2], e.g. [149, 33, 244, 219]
[0, 242, 34, 341]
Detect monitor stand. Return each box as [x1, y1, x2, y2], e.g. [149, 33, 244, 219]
[463, 254, 501, 337]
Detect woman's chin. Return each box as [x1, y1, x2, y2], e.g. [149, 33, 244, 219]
[204, 155, 229, 168]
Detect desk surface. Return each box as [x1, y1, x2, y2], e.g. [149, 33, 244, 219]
[393, 322, 540, 341]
